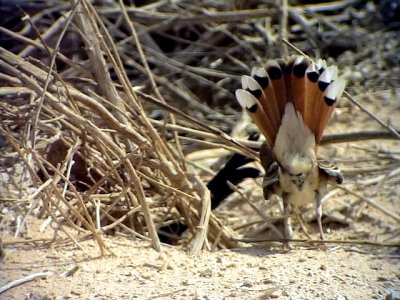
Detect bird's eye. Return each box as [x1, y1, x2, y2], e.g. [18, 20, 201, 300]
[296, 173, 303, 177]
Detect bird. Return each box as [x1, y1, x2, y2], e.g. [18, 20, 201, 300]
[235, 55, 345, 241]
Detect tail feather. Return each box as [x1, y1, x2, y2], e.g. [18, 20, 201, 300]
[253, 68, 282, 130]
[291, 56, 310, 117]
[316, 76, 346, 141]
[236, 55, 345, 148]
[309, 65, 344, 142]
[307, 65, 330, 139]
[304, 62, 320, 130]
[282, 56, 296, 104]
[266, 59, 287, 116]
[235, 89, 274, 147]
[244, 75, 281, 134]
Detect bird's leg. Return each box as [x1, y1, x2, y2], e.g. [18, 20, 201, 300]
[293, 205, 312, 239]
[282, 194, 293, 248]
[315, 190, 325, 240]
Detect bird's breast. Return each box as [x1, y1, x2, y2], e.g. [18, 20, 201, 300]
[279, 166, 320, 206]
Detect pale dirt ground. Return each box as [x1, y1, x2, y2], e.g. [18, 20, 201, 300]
[1, 222, 400, 300]
[1, 64, 400, 299]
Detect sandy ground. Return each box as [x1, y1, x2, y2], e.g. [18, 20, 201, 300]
[1, 218, 400, 300]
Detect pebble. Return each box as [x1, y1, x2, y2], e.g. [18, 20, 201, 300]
[241, 280, 253, 287]
[200, 268, 213, 277]
[141, 271, 152, 279]
[386, 291, 400, 300]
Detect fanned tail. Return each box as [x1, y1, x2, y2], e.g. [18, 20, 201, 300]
[235, 55, 346, 147]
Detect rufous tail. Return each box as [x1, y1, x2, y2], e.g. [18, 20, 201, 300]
[235, 55, 346, 149]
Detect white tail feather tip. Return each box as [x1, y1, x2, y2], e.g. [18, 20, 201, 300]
[325, 77, 346, 100]
[250, 66, 258, 77]
[235, 89, 258, 109]
[319, 68, 332, 83]
[334, 77, 346, 99]
[306, 62, 318, 74]
[255, 67, 268, 78]
[245, 75, 262, 91]
[294, 56, 305, 66]
[241, 75, 249, 89]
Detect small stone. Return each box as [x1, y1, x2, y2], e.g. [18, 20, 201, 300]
[263, 279, 275, 284]
[200, 268, 213, 277]
[228, 292, 238, 297]
[386, 291, 400, 300]
[242, 280, 253, 287]
[320, 264, 328, 271]
[181, 280, 189, 286]
[141, 272, 152, 279]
